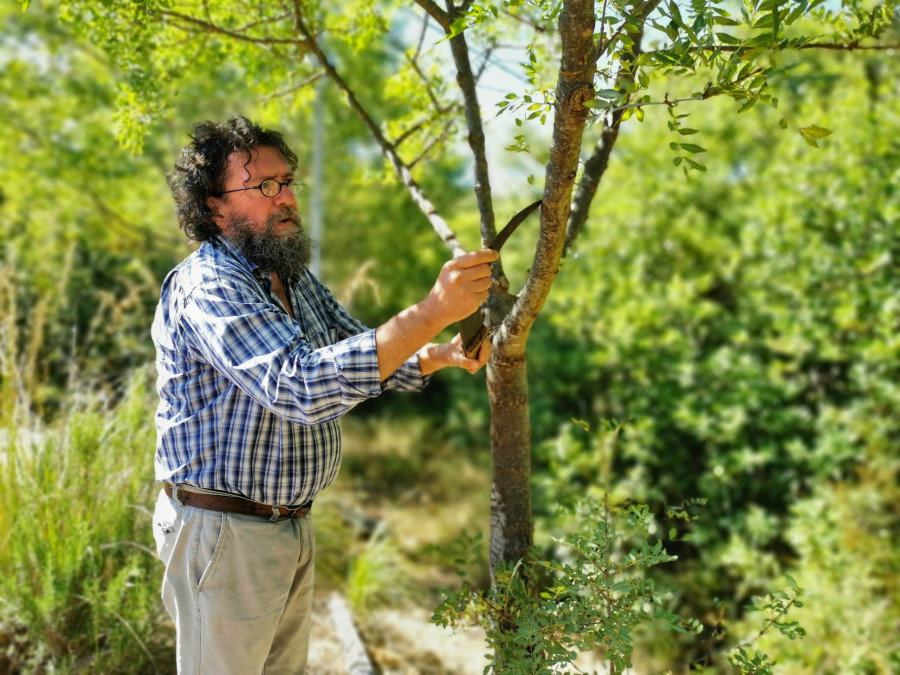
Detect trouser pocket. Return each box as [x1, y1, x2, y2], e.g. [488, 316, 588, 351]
[152, 489, 178, 561]
[192, 509, 228, 592]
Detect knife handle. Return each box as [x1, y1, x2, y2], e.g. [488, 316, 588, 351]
[463, 325, 489, 360]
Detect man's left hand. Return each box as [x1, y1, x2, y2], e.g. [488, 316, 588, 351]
[418, 333, 491, 376]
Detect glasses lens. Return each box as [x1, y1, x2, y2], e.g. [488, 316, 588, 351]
[260, 180, 280, 198]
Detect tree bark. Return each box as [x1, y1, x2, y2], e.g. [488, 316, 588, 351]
[565, 0, 661, 254]
[488, 0, 596, 571]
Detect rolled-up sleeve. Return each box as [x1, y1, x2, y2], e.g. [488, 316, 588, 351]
[180, 274, 383, 425]
[302, 269, 431, 393]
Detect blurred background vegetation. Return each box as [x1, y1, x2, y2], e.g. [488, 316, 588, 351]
[1, 1, 897, 673]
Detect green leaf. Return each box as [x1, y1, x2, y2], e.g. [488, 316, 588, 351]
[753, 13, 775, 29]
[799, 124, 832, 147]
[738, 97, 758, 113]
[779, 117, 789, 129]
[677, 128, 699, 135]
[800, 124, 832, 139]
[716, 32, 743, 45]
[669, 1, 685, 27]
[685, 158, 707, 171]
[679, 143, 707, 153]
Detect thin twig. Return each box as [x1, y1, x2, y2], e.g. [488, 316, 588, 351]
[234, 11, 293, 33]
[255, 72, 324, 102]
[475, 45, 494, 82]
[414, 12, 430, 61]
[408, 120, 457, 168]
[158, 10, 311, 47]
[405, 52, 447, 111]
[500, 6, 546, 32]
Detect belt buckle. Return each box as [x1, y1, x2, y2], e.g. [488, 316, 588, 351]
[269, 505, 283, 522]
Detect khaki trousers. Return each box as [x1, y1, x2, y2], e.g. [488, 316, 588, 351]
[152, 488, 315, 674]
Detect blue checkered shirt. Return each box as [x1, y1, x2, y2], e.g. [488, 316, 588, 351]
[152, 235, 429, 506]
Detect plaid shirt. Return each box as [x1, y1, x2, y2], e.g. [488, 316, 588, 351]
[152, 235, 429, 506]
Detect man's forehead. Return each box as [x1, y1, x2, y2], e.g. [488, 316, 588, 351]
[225, 146, 290, 183]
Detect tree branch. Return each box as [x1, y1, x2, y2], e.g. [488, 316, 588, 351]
[290, 2, 465, 256]
[565, 0, 663, 254]
[415, 0, 452, 32]
[414, 0, 505, 279]
[503, 0, 596, 347]
[447, 31, 498, 247]
[159, 9, 311, 47]
[563, 123, 620, 254]
[644, 41, 900, 59]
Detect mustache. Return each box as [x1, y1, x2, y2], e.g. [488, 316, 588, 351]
[265, 207, 302, 233]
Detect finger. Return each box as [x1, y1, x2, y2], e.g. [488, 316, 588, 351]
[464, 263, 495, 281]
[472, 277, 493, 293]
[463, 356, 483, 374]
[448, 249, 500, 269]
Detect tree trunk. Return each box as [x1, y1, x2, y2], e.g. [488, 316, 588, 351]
[487, 0, 596, 574]
[486, 339, 532, 574]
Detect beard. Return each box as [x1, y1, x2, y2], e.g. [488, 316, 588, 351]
[227, 206, 312, 278]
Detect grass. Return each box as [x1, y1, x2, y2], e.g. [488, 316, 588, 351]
[0, 368, 174, 673]
[0, 374, 493, 672]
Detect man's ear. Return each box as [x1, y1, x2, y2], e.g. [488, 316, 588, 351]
[206, 196, 229, 236]
[206, 197, 222, 220]
[206, 196, 223, 222]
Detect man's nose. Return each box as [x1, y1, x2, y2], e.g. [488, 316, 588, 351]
[274, 185, 297, 209]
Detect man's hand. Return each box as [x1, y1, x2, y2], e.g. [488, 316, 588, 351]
[421, 249, 500, 329]
[419, 333, 492, 376]
[374, 249, 497, 382]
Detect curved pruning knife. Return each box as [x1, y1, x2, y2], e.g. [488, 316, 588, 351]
[458, 199, 543, 359]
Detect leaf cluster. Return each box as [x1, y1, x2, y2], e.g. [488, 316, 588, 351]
[432, 498, 699, 673]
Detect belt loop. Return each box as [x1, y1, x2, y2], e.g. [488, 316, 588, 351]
[269, 506, 282, 522]
[172, 484, 180, 504]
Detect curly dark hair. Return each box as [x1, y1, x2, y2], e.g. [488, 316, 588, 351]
[169, 115, 299, 241]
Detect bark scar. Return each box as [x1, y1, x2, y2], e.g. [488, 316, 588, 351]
[564, 83, 595, 113]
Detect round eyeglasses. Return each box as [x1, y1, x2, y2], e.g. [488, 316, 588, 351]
[215, 178, 301, 198]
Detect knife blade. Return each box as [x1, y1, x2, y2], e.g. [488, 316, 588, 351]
[459, 199, 542, 359]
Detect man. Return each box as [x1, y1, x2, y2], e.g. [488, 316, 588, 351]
[151, 115, 497, 673]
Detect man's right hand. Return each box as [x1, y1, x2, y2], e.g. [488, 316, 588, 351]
[422, 249, 500, 329]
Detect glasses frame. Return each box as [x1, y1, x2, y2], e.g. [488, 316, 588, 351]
[215, 178, 298, 199]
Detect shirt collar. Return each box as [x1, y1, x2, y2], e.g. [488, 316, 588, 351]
[211, 233, 269, 281]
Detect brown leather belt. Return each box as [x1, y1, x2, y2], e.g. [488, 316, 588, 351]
[164, 483, 312, 522]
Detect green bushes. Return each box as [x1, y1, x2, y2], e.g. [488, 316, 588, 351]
[0, 370, 173, 673]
